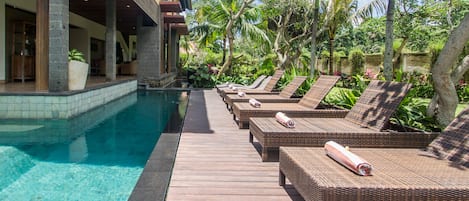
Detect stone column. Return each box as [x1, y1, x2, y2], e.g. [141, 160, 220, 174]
[105, 0, 117, 81]
[48, 0, 69, 92]
[175, 35, 180, 74]
[36, 0, 49, 91]
[170, 29, 178, 73]
[0, 0, 5, 82]
[136, 15, 161, 84]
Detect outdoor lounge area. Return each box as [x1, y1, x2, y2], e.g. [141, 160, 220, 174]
[166, 84, 468, 200]
[2, 0, 469, 200]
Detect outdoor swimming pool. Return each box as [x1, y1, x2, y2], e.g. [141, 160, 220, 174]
[0, 90, 188, 200]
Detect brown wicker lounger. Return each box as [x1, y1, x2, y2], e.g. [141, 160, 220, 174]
[232, 75, 342, 128]
[218, 70, 284, 98]
[279, 106, 469, 201]
[248, 80, 433, 161]
[224, 76, 308, 110]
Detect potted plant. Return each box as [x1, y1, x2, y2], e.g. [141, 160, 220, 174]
[68, 49, 89, 90]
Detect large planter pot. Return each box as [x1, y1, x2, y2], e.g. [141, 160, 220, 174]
[68, 60, 89, 90]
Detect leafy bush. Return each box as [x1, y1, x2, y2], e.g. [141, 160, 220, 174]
[391, 93, 442, 132]
[186, 65, 217, 88]
[323, 87, 359, 109]
[349, 48, 365, 75]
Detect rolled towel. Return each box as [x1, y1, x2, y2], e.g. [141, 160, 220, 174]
[324, 141, 373, 176]
[231, 86, 238, 91]
[228, 84, 234, 89]
[237, 91, 246, 97]
[249, 98, 261, 108]
[275, 112, 295, 128]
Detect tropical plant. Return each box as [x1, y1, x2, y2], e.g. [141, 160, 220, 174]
[324, 0, 356, 75]
[68, 49, 85, 63]
[392, 92, 441, 132]
[192, 0, 270, 77]
[323, 87, 359, 109]
[186, 65, 217, 88]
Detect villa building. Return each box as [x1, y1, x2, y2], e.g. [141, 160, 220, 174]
[0, 0, 191, 92]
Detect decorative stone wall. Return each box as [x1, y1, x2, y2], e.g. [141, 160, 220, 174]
[317, 53, 431, 76]
[0, 80, 137, 119]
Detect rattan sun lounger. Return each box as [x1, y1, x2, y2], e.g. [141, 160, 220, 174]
[279, 106, 469, 201]
[224, 76, 308, 110]
[248, 80, 434, 161]
[232, 75, 343, 129]
[216, 75, 267, 89]
[218, 70, 284, 98]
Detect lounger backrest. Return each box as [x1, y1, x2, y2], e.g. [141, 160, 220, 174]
[257, 76, 272, 90]
[247, 75, 267, 88]
[263, 70, 285, 92]
[345, 80, 412, 131]
[428, 106, 469, 168]
[298, 76, 340, 109]
[279, 76, 307, 98]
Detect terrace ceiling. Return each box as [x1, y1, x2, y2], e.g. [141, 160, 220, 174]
[69, 0, 153, 37]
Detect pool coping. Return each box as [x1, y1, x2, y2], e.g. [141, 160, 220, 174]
[0, 79, 136, 96]
[128, 89, 190, 201]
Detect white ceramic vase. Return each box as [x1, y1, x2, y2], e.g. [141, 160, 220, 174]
[68, 60, 89, 90]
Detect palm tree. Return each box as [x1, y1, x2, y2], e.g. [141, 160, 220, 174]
[191, 0, 269, 77]
[310, 0, 320, 77]
[383, 0, 394, 81]
[324, 0, 356, 75]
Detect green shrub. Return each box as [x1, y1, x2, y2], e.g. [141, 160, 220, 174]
[348, 48, 365, 75]
[392, 93, 442, 132]
[187, 65, 217, 88]
[323, 87, 359, 109]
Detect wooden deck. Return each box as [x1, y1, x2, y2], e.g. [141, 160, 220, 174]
[166, 89, 303, 201]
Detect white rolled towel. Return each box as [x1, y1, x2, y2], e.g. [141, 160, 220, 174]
[237, 91, 246, 97]
[249, 98, 261, 108]
[324, 141, 373, 176]
[275, 112, 295, 128]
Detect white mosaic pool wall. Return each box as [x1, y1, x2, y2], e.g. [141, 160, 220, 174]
[0, 80, 137, 119]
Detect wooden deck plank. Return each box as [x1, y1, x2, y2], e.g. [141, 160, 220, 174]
[167, 89, 303, 201]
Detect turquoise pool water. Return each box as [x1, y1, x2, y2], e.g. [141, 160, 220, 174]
[0, 90, 187, 200]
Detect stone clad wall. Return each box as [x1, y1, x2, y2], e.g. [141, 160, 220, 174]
[0, 80, 137, 119]
[317, 53, 431, 75]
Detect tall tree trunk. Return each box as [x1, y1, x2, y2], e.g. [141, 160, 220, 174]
[429, 13, 469, 127]
[217, 0, 253, 78]
[218, 30, 234, 77]
[328, 37, 334, 75]
[428, 55, 469, 119]
[222, 36, 227, 65]
[383, 0, 395, 81]
[310, 0, 320, 78]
